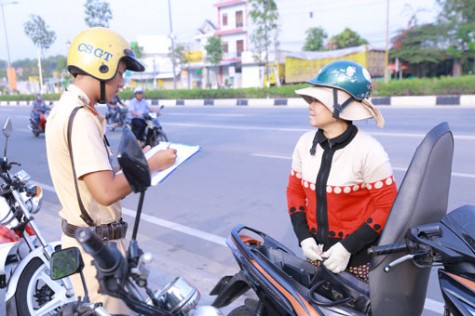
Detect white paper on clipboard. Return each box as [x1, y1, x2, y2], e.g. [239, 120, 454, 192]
[145, 142, 200, 185]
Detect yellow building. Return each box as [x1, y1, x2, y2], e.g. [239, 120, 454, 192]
[284, 45, 385, 84]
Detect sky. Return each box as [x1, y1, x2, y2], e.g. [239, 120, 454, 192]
[0, 0, 441, 63]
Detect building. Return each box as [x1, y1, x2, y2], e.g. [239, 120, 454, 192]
[209, 0, 249, 88]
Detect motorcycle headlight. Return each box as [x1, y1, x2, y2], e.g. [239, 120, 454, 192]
[151, 276, 200, 316]
[28, 185, 43, 214]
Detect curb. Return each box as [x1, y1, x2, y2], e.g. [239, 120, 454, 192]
[1, 95, 475, 108]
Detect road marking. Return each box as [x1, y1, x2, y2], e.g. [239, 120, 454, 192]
[169, 113, 246, 117]
[121, 208, 227, 246]
[424, 298, 445, 313]
[166, 123, 475, 140]
[253, 154, 475, 179]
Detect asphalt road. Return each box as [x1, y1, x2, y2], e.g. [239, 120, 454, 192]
[1, 104, 474, 315]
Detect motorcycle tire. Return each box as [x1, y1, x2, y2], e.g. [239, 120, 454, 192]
[156, 130, 168, 143]
[15, 257, 68, 315]
[146, 129, 168, 147]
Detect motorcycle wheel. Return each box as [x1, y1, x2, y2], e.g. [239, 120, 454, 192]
[156, 130, 169, 143]
[15, 257, 71, 315]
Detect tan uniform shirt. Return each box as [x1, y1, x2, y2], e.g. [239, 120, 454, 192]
[46, 84, 121, 226]
[45, 84, 129, 314]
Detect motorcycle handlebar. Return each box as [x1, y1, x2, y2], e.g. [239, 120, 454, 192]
[367, 242, 407, 256]
[75, 228, 122, 273]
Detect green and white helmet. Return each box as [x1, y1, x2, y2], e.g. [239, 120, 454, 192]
[307, 60, 372, 101]
[295, 60, 385, 128]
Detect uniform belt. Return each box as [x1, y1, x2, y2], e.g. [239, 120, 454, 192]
[61, 219, 128, 240]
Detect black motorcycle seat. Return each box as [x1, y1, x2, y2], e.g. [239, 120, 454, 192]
[261, 246, 369, 295]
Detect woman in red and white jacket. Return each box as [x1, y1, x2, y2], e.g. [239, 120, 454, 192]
[287, 60, 398, 282]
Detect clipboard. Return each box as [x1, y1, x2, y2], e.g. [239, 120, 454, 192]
[145, 142, 201, 185]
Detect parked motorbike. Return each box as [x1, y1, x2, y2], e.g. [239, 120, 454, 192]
[130, 106, 169, 147]
[49, 128, 221, 316]
[0, 118, 75, 315]
[29, 105, 51, 137]
[210, 122, 473, 316]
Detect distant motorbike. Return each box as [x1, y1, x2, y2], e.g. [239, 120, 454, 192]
[106, 105, 128, 132]
[29, 105, 51, 137]
[49, 128, 221, 316]
[1, 118, 75, 315]
[130, 106, 169, 147]
[210, 122, 474, 316]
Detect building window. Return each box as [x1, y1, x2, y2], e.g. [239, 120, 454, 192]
[222, 13, 228, 26]
[236, 40, 243, 57]
[236, 11, 243, 28]
[223, 42, 229, 53]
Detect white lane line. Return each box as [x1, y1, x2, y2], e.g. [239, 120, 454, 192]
[35, 181, 227, 246]
[166, 123, 475, 140]
[424, 298, 445, 313]
[121, 208, 227, 246]
[253, 154, 475, 179]
[37, 180, 443, 312]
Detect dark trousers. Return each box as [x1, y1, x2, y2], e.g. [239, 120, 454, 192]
[131, 118, 146, 141]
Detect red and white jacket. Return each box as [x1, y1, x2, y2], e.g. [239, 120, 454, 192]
[287, 125, 397, 266]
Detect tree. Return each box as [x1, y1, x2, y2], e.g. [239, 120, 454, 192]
[130, 41, 143, 59]
[327, 27, 368, 50]
[390, 23, 446, 77]
[169, 43, 190, 88]
[204, 36, 223, 88]
[249, 0, 280, 87]
[436, 0, 475, 75]
[84, 0, 113, 27]
[24, 15, 56, 92]
[303, 26, 327, 51]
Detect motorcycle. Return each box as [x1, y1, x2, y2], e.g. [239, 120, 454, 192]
[210, 122, 474, 315]
[49, 127, 221, 316]
[130, 106, 169, 147]
[29, 105, 51, 137]
[0, 118, 75, 315]
[105, 101, 128, 132]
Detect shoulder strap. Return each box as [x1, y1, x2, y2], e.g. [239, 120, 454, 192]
[67, 106, 95, 226]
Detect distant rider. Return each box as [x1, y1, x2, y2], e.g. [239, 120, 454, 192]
[32, 93, 48, 127]
[128, 87, 161, 142]
[106, 95, 127, 128]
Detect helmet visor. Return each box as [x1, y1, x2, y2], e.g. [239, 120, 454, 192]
[123, 49, 145, 72]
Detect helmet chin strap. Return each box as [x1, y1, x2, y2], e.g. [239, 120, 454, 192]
[98, 81, 107, 104]
[332, 88, 353, 119]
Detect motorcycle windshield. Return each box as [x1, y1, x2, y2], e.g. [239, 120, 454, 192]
[441, 205, 475, 254]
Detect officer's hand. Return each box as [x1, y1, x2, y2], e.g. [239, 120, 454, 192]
[300, 238, 323, 261]
[322, 242, 351, 273]
[148, 148, 176, 172]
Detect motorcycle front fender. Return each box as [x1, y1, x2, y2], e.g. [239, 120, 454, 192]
[210, 271, 251, 308]
[5, 240, 62, 300]
[0, 241, 21, 274]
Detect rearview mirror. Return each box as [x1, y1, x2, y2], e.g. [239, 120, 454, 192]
[117, 128, 151, 193]
[2, 118, 12, 138]
[50, 247, 84, 280]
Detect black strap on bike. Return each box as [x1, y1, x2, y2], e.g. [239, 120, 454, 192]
[67, 106, 95, 226]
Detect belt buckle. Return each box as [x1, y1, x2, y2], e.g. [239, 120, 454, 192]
[96, 224, 109, 241]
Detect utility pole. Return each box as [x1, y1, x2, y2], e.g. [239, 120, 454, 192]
[0, 0, 18, 91]
[167, 0, 177, 90]
[384, 0, 390, 83]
